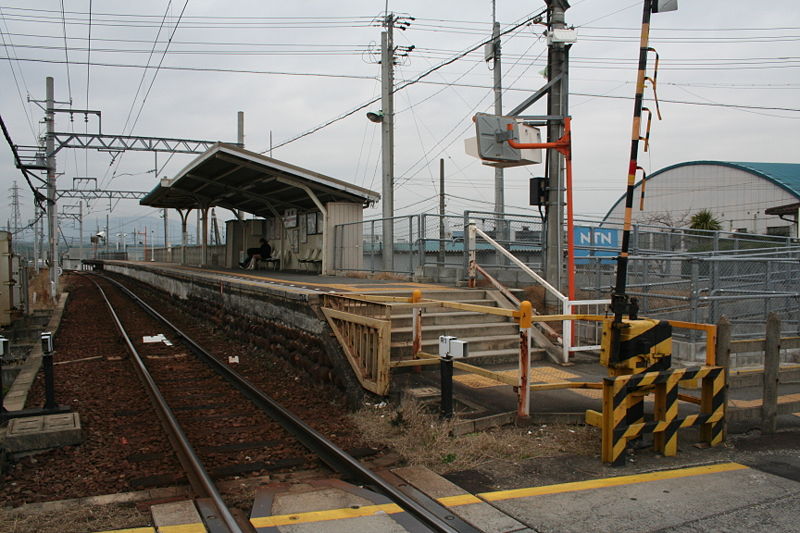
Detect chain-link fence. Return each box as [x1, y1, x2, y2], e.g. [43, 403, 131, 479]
[332, 211, 545, 281]
[333, 213, 800, 342]
[583, 218, 797, 256]
[577, 251, 800, 341]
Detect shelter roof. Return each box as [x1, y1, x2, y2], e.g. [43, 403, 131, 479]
[140, 143, 379, 217]
[765, 201, 800, 216]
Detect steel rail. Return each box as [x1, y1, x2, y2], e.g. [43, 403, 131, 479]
[99, 273, 480, 533]
[87, 276, 245, 533]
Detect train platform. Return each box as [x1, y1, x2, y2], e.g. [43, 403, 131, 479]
[93, 260, 461, 298]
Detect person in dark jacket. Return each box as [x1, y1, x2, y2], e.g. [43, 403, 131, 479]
[240, 238, 272, 268]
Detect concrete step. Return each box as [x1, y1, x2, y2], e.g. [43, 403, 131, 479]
[391, 348, 545, 368]
[406, 289, 492, 301]
[390, 310, 509, 328]
[457, 347, 546, 365]
[391, 334, 520, 358]
[391, 321, 519, 342]
[389, 298, 497, 312]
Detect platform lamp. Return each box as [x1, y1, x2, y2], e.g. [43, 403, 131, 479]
[366, 110, 384, 123]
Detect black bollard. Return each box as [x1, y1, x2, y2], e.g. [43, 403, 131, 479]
[440, 355, 454, 419]
[41, 332, 57, 410]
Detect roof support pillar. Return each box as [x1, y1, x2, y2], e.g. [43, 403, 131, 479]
[177, 209, 192, 266]
[276, 176, 329, 273]
[200, 206, 209, 267]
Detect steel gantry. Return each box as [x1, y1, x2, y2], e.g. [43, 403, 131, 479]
[16, 76, 241, 296]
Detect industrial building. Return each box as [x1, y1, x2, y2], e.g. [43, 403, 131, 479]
[603, 161, 800, 237]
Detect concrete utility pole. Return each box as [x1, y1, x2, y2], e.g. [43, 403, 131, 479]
[491, 2, 505, 220]
[439, 158, 446, 267]
[78, 201, 83, 260]
[237, 111, 245, 147]
[45, 77, 58, 297]
[381, 14, 396, 272]
[544, 1, 570, 294]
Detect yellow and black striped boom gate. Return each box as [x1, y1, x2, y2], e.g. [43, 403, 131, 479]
[587, 365, 726, 466]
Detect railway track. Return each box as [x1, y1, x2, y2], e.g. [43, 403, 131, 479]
[88, 273, 480, 533]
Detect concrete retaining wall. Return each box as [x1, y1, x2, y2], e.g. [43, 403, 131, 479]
[100, 263, 364, 407]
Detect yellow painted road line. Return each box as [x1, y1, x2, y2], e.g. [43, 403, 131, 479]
[731, 363, 800, 375]
[779, 392, 800, 404]
[250, 502, 402, 528]
[478, 462, 748, 502]
[250, 464, 748, 528]
[96, 528, 156, 533]
[158, 524, 207, 533]
[455, 366, 581, 389]
[730, 393, 800, 409]
[192, 265, 451, 293]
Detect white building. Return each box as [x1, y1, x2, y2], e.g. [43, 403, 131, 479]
[603, 161, 800, 237]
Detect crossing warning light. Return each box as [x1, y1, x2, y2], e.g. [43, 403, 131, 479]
[464, 113, 542, 168]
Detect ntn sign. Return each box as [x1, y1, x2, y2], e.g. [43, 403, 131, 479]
[574, 226, 618, 248]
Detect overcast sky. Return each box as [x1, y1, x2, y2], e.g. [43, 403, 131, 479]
[1, 0, 798, 242]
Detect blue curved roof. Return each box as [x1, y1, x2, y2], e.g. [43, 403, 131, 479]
[604, 161, 800, 219]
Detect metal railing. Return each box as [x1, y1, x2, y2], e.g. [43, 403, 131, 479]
[467, 223, 610, 363]
[577, 252, 800, 340]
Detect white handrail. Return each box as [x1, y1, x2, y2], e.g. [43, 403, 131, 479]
[468, 222, 611, 363]
[470, 223, 566, 305]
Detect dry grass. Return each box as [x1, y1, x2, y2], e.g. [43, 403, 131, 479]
[352, 399, 597, 474]
[0, 503, 149, 533]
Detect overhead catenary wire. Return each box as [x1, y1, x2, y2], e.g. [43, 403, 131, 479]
[84, 0, 93, 178]
[0, 112, 49, 209]
[104, 0, 191, 191]
[100, 0, 175, 190]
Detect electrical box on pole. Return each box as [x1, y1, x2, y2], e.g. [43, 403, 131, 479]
[529, 178, 547, 206]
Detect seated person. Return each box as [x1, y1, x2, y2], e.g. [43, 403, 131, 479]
[240, 238, 272, 268]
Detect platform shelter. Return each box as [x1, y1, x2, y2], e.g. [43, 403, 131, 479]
[140, 143, 379, 274]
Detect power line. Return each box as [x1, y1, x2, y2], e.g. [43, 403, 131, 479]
[0, 55, 377, 80]
[120, 1, 173, 136]
[2, 55, 796, 118]
[59, 0, 73, 102]
[270, 9, 547, 150]
[0, 112, 48, 210]
[0, 8, 37, 140]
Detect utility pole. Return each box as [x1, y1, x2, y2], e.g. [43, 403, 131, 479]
[491, 2, 505, 222]
[163, 206, 169, 252]
[381, 14, 396, 272]
[45, 76, 58, 297]
[439, 158, 446, 268]
[31, 215, 39, 271]
[237, 111, 245, 147]
[544, 1, 570, 296]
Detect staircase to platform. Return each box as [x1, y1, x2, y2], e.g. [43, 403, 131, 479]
[385, 288, 546, 364]
[320, 287, 559, 396]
